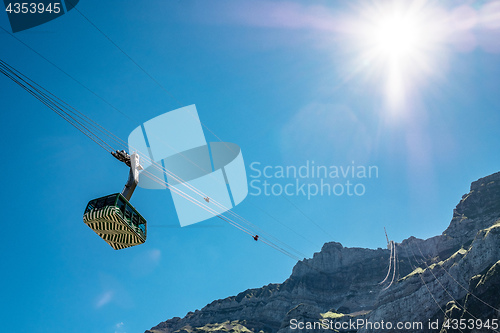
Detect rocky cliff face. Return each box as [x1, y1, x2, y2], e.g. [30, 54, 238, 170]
[146, 172, 500, 333]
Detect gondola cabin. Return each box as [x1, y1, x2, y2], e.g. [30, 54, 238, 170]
[83, 193, 147, 250]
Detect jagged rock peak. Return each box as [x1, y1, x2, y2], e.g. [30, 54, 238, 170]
[443, 171, 500, 245]
[470, 171, 500, 191]
[320, 241, 343, 252]
[454, 171, 500, 219]
[291, 242, 387, 277]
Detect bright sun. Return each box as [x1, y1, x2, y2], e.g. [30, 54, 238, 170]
[373, 15, 423, 57]
[349, 1, 445, 111]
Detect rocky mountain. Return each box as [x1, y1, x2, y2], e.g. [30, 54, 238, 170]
[146, 172, 500, 333]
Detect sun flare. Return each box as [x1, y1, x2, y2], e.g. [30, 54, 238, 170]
[349, 1, 446, 111]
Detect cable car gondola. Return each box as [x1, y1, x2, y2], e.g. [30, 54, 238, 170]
[83, 193, 146, 250]
[83, 151, 147, 250]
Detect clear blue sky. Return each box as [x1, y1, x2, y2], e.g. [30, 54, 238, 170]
[1, 1, 500, 332]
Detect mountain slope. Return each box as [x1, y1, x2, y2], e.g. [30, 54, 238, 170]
[147, 172, 500, 333]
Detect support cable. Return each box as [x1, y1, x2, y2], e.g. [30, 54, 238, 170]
[402, 246, 462, 333]
[413, 243, 500, 322]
